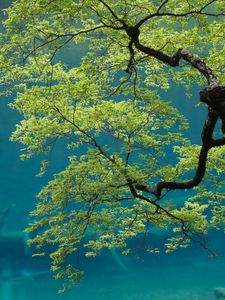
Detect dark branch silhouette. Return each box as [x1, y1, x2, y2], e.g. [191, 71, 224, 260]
[112, 1, 225, 201]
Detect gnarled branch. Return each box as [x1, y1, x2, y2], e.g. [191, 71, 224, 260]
[124, 16, 225, 200]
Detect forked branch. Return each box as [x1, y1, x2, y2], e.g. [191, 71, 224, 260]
[120, 12, 225, 200]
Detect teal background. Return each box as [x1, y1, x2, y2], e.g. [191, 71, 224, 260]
[0, 2, 225, 299]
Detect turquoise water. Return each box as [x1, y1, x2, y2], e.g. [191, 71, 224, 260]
[1, 2, 225, 299]
[1, 227, 225, 299]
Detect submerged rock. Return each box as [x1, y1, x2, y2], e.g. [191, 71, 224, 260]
[214, 287, 225, 299]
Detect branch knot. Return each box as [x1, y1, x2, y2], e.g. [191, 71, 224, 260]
[126, 26, 140, 39]
[200, 86, 225, 105]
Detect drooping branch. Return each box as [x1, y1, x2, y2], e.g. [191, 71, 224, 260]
[155, 108, 218, 199]
[123, 13, 225, 200]
[134, 108, 224, 199]
[135, 192, 217, 256]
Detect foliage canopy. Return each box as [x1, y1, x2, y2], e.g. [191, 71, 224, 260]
[0, 0, 225, 290]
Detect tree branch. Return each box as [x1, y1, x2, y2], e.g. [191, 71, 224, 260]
[23, 25, 106, 61]
[123, 18, 225, 201]
[98, 0, 127, 28]
[136, 0, 224, 28]
[134, 108, 219, 199]
[156, 0, 170, 14]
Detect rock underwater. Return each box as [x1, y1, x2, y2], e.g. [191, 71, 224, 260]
[214, 287, 225, 299]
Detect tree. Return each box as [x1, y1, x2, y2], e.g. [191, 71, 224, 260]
[0, 0, 225, 291]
